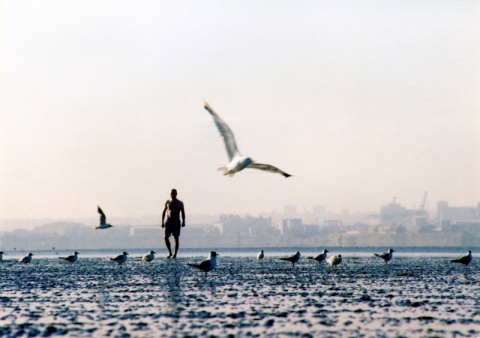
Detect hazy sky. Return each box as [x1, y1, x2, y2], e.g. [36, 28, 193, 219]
[1, 1, 479, 221]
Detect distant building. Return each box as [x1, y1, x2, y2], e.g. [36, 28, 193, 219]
[380, 201, 425, 228]
[437, 201, 479, 223]
[214, 214, 273, 236]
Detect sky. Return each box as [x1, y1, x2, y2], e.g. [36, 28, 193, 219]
[1, 0, 479, 222]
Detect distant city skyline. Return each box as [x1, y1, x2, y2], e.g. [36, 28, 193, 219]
[2, 197, 479, 232]
[1, 2, 479, 220]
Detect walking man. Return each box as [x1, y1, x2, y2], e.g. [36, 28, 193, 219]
[161, 189, 185, 258]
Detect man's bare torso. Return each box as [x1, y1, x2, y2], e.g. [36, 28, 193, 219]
[166, 199, 183, 221]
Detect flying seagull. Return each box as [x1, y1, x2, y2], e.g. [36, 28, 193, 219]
[19, 253, 34, 264]
[307, 249, 329, 265]
[450, 250, 472, 268]
[59, 251, 80, 263]
[257, 249, 264, 260]
[326, 254, 342, 268]
[374, 248, 395, 265]
[203, 102, 291, 177]
[140, 250, 156, 263]
[279, 251, 301, 267]
[187, 251, 219, 277]
[110, 251, 129, 265]
[96, 206, 113, 229]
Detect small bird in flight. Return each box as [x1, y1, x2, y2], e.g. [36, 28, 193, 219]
[187, 251, 219, 277]
[59, 251, 80, 263]
[203, 101, 291, 178]
[96, 206, 113, 229]
[279, 251, 301, 267]
[374, 248, 395, 265]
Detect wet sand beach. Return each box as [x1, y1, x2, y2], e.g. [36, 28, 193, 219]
[0, 253, 478, 337]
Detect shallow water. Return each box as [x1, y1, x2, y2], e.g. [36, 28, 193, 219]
[0, 254, 478, 337]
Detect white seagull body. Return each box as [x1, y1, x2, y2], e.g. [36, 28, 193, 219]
[374, 248, 395, 265]
[188, 251, 218, 277]
[279, 251, 301, 267]
[110, 251, 129, 264]
[95, 206, 113, 229]
[141, 250, 156, 263]
[257, 249, 264, 260]
[59, 251, 79, 263]
[19, 253, 33, 264]
[451, 250, 472, 268]
[327, 254, 342, 268]
[308, 249, 329, 264]
[203, 102, 291, 178]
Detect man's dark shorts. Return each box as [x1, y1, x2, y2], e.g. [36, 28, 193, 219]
[165, 219, 181, 237]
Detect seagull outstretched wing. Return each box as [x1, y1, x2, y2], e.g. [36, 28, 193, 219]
[97, 206, 106, 224]
[204, 101, 240, 161]
[247, 163, 292, 177]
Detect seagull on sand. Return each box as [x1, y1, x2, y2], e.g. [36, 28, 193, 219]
[326, 254, 342, 268]
[187, 251, 218, 277]
[59, 251, 80, 263]
[0, 251, 5, 262]
[450, 250, 472, 268]
[203, 102, 291, 178]
[279, 251, 301, 267]
[110, 251, 129, 265]
[19, 253, 34, 264]
[140, 250, 156, 263]
[95, 206, 113, 229]
[307, 249, 329, 265]
[374, 248, 395, 265]
[257, 249, 264, 260]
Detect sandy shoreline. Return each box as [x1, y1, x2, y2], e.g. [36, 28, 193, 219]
[0, 254, 478, 337]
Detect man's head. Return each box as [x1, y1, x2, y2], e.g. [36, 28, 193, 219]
[171, 189, 177, 198]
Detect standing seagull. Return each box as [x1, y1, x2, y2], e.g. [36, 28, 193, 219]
[450, 250, 472, 268]
[19, 253, 34, 264]
[203, 102, 291, 177]
[279, 251, 301, 267]
[96, 206, 113, 229]
[307, 249, 329, 265]
[187, 251, 218, 277]
[141, 250, 156, 263]
[0, 251, 5, 262]
[59, 251, 80, 263]
[257, 249, 264, 260]
[326, 254, 342, 268]
[374, 248, 395, 265]
[110, 251, 129, 265]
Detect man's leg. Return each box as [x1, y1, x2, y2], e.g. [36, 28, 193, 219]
[165, 235, 173, 258]
[173, 236, 179, 258]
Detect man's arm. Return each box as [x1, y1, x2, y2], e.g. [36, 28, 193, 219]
[161, 201, 168, 227]
[181, 202, 185, 227]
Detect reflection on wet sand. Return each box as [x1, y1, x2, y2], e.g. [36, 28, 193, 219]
[0, 255, 478, 337]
